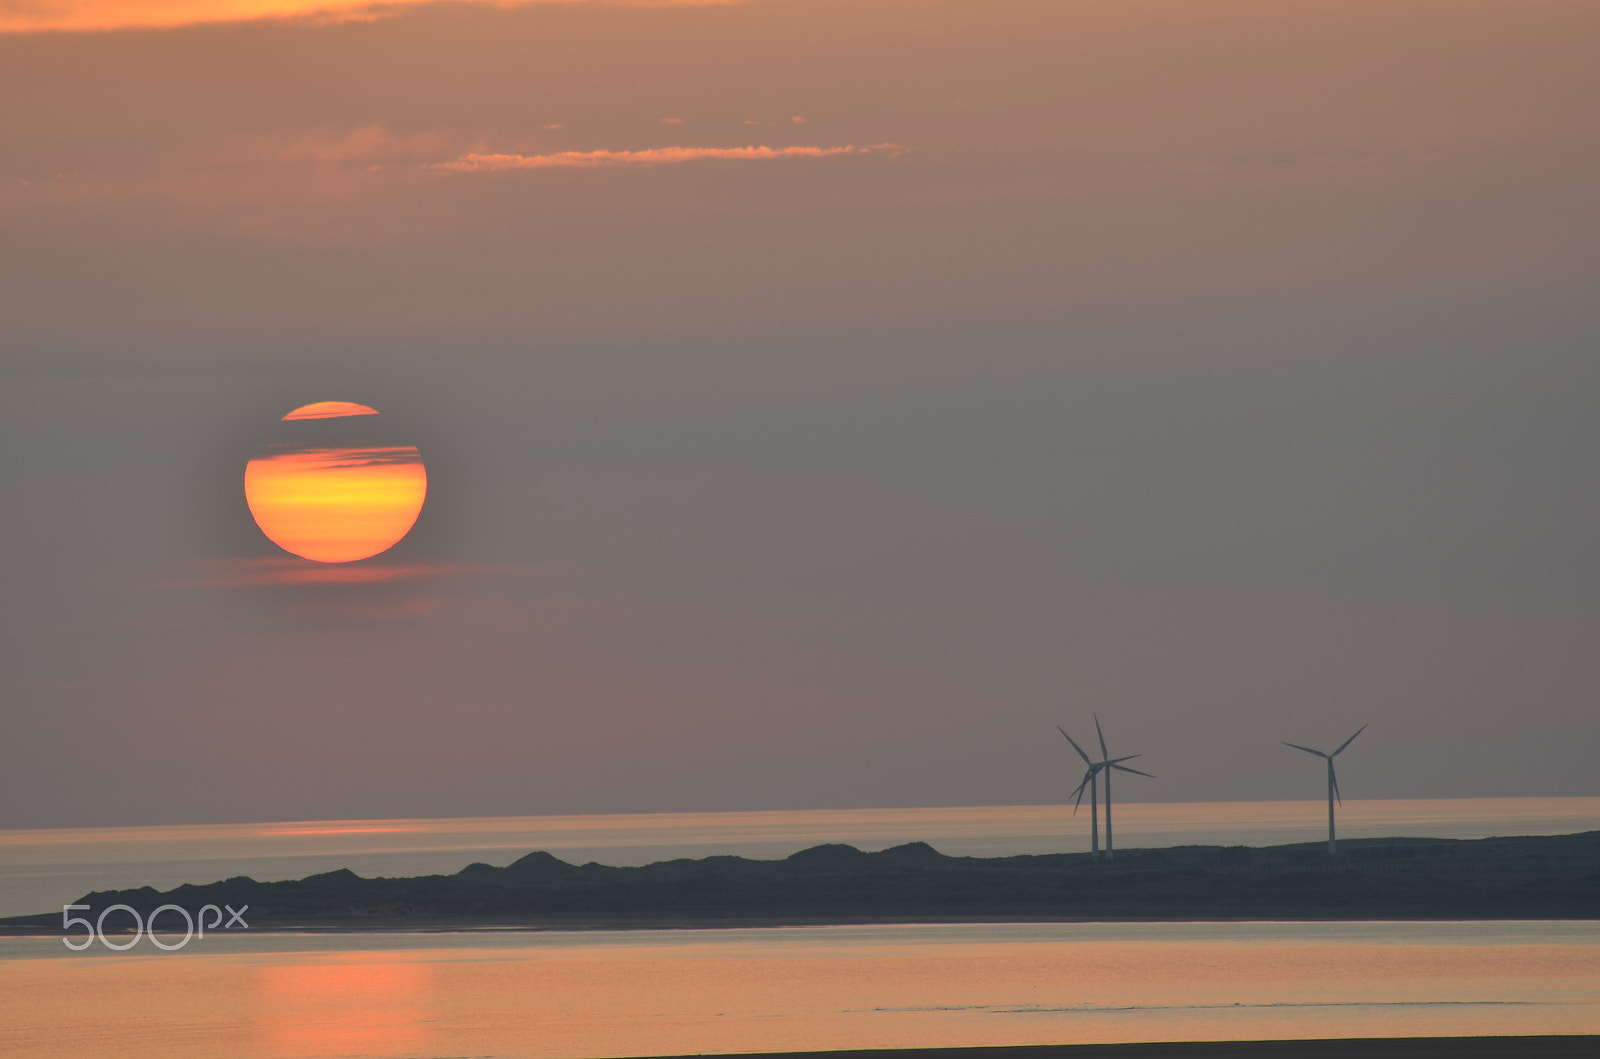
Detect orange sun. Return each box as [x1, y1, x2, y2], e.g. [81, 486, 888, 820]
[244, 402, 428, 563]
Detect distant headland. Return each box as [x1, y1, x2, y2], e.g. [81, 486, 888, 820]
[5, 831, 1598, 935]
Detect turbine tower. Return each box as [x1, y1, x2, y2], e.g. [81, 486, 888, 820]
[1090, 714, 1154, 861]
[1059, 719, 1153, 863]
[1283, 724, 1367, 855]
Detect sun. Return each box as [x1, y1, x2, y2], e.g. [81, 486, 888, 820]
[244, 402, 428, 563]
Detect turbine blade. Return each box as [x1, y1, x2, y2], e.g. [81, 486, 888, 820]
[1332, 723, 1369, 757]
[1112, 764, 1155, 778]
[1105, 754, 1141, 765]
[1094, 714, 1109, 759]
[1282, 742, 1328, 758]
[1331, 764, 1342, 805]
[1070, 767, 1096, 813]
[1058, 727, 1093, 765]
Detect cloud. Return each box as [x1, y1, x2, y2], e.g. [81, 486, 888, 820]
[431, 143, 904, 173]
[250, 444, 425, 469]
[157, 557, 527, 589]
[658, 117, 684, 126]
[259, 824, 426, 836]
[1, 0, 745, 35]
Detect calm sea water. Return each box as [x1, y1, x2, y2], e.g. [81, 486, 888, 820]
[3, 798, 1598, 918]
[1, 921, 1597, 1057]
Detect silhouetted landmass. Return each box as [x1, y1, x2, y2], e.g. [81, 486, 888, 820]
[6, 831, 1599, 933]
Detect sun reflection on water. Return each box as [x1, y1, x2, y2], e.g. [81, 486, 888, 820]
[256, 956, 436, 1057]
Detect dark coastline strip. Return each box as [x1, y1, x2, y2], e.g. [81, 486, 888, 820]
[645, 1038, 1599, 1059]
[6, 831, 1598, 931]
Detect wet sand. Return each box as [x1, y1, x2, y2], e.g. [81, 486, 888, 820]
[659, 1039, 1599, 1059]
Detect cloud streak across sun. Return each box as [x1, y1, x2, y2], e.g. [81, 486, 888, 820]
[432, 144, 904, 173]
[1, 0, 742, 35]
[162, 557, 501, 588]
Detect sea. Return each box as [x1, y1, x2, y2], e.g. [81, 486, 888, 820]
[1, 798, 1597, 1057]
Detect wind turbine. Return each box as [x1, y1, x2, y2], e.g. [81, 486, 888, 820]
[1091, 714, 1154, 861]
[1059, 718, 1154, 863]
[1283, 724, 1367, 855]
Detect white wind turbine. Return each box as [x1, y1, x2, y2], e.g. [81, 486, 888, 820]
[1283, 724, 1367, 856]
[1060, 717, 1154, 863]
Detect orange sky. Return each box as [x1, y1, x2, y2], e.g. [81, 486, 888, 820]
[2, 0, 1598, 828]
[4, 0, 1594, 343]
[0, 0, 736, 35]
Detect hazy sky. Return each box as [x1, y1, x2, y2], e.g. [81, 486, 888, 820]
[2, 0, 1597, 829]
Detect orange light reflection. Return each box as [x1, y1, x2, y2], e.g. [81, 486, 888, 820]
[257, 959, 435, 1058]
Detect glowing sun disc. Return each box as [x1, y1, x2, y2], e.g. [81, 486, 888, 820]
[244, 404, 428, 564]
[282, 401, 379, 421]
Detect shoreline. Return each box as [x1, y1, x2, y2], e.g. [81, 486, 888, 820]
[643, 1041, 1599, 1059]
[6, 831, 1596, 936]
[4, 911, 1597, 938]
